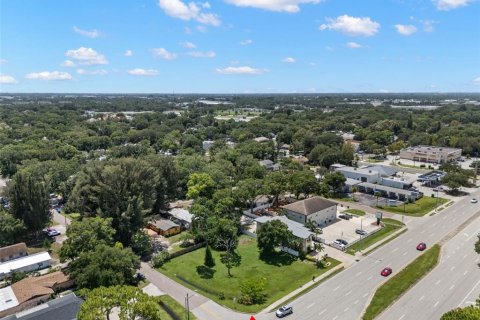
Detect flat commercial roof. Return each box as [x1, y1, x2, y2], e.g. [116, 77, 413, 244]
[359, 182, 416, 196]
[0, 252, 51, 276]
[0, 286, 19, 312]
[336, 166, 380, 177]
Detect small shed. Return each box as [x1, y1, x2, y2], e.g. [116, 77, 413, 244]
[148, 219, 181, 237]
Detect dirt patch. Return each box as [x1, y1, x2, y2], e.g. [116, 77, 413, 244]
[239, 237, 254, 245]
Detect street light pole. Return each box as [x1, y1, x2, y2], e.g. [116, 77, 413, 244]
[185, 293, 190, 320]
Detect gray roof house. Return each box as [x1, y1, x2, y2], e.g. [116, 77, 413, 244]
[281, 196, 338, 228]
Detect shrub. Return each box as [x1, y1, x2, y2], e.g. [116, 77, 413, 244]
[204, 245, 215, 267]
[152, 251, 170, 268]
[239, 277, 267, 305]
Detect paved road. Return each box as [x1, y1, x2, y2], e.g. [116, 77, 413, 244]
[266, 190, 480, 320]
[378, 216, 480, 320]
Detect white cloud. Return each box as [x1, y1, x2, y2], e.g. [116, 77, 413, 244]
[188, 51, 216, 58]
[379, 89, 390, 93]
[0, 59, 7, 64]
[65, 47, 108, 65]
[0, 74, 18, 84]
[157, 0, 221, 26]
[283, 57, 296, 63]
[25, 71, 72, 81]
[128, 68, 160, 76]
[225, 0, 321, 13]
[434, 0, 471, 10]
[474, 77, 480, 86]
[196, 25, 208, 33]
[319, 15, 380, 37]
[60, 60, 76, 67]
[180, 41, 197, 49]
[77, 69, 108, 75]
[152, 48, 178, 60]
[421, 20, 436, 32]
[394, 24, 417, 35]
[346, 41, 362, 48]
[216, 66, 266, 74]
[73, 26, 101, 38]
[240, 39, 253, 45]
[124, 50, 134, 57]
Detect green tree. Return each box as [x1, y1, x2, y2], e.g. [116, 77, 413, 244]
[0, 211, 26, 246]
[475, 234, 480, 254]
[204, 244, 215, 268]
[69, 244, 140, 289]
[130, 231, 154, 260]
[322, 171, 346, 195]
[186, 172, 215, 199]
[78, 285, 162, 320]
[60, 217, 115, 262]
[239, 277, 267, 305]
[264, 171, 288, 207]
[8, 172, 51, 233]
[257, 220, 294, 254]
[441, 305, 480, 320]
[220, 249, 241, 277]
[235, 178, 263, 212]
[288, 170, 318, 199]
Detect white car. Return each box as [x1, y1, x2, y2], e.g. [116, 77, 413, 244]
[471, 198, 478, 203]
[276, 305, 293, 318]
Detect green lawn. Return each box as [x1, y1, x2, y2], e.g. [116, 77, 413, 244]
[344, 209, 366, 216]
[378, 197, 448, 217]
[157, 295, 196, 320]
[158, 236, 340, 313]
[362, 244, 441, 320]
[346, 219, 405, 255]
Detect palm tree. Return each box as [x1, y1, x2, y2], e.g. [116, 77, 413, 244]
[374, 191, 382, 207]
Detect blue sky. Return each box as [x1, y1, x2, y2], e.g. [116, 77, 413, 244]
[1, 0, 479, 93]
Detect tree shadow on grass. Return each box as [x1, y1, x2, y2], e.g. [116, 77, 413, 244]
[259, 250, 296, 266]
[196, 265, 216, 279]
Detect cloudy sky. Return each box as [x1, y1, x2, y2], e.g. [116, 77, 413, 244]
[1, 0, 479, 93]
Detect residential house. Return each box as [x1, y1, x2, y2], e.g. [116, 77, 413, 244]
[202, 140, 214, 151]
[258, 159, 280, 171]
[0, 243, 27, 263]
[0, 252, 51, 280]
[0, 271, 74, 317]
[169, 208, 193, 229]
[147, 219, 181, 237]
[255, 215, 313, 254]
[291, 155, 309, 165]
[281, 196, 337, 228]
[253, 136, 270, 143]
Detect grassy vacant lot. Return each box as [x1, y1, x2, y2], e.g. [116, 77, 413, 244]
[379, 197, 448, 217]
[346, 219, 405, 255]
[159, 236, 340, 313]
[362, 244, 441, 320]
[157, 295, 196, 320]
[344, 209, 366, 216]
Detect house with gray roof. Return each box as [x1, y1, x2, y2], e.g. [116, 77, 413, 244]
[281, 196, 337, 228]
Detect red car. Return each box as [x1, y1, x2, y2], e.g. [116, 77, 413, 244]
[381, 267, 393, 277]
[416, 242, 427, 251]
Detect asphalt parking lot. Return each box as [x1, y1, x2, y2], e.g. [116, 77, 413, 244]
[321, 214, 381, 249]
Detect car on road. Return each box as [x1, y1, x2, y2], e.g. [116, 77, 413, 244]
[43, 228, 60, 237]
[416, 242, 427, 251]
[335, 239, 348, 246]
[381, 267, 393, 277]
[355, 229, 368, 236]
[276, 305, 293, 318]
[471, 198, 478, 203]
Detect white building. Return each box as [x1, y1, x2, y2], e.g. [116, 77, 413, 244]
[399, 146, 462, 164]
[0, 252, 51, 280]
[332, 164, 382, 184]
[281, 196, 337, 228]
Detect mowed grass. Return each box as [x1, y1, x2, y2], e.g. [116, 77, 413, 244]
[362, 244, 441, 320]
[158, 236, 340, 313]
[346, 219, 405, 255]
[344, 209, 366, 216]
[379, 197, 448, 217]
[157, 295, 196, 320]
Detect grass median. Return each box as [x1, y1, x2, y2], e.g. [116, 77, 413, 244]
[362, 244, 441, 320]
[378, 197, 448, 217]
[344, 209, 366, 216]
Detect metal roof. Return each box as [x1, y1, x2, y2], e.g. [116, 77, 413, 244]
[0, 252, 51, 277]
[255, 215, 313, 239]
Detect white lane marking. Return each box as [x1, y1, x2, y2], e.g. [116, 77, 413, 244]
[450, 284, 455, 290]
[450, 266, 456, 271]
[463, 233, 469, 237]
[464, 270, 468, 276]
[399, 314, 406, 320]
[333, 286, 340, 291]
[403, 251, 408, 256]
[430, 232, 436, 237]
[356, 271, 362, 277]
[392, 248, 399, 253]
[434, 301, 439, 308]
[345, 290, 352, 296]
[367, 275, 373, 281]
[344, 307, 349, 312]
[363, 293, 369, 298]
[333, 316, 338, 320]
[463, 254, 468, 259]
[459, 278, 480, 307]
[307, 303, 315, 309]
[435, 279, 442, 285]
[318, 309, 326, 316]
[419, 295, 424, 301]
[353, 300, 359, 305]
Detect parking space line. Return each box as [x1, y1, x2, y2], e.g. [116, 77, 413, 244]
[333, 286, 340, 291]
[318, 309, 326, 316]
[434, 301, 439, 308]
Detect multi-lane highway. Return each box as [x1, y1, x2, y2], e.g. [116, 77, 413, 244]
[378, 214, 480, 320]
[256, 190, 480, 320]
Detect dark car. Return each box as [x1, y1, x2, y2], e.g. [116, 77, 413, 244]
[276, 305, 293, 318]
[416, 242, 427, 251]
[336, 239, 348, 246]
[355, 229, 368, 236]
[381, 267, 393, 277]
[338, 214, 352, 220]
